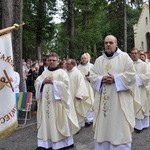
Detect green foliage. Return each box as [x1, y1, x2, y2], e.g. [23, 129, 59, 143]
[22, 0, 56, 60]
[55, 0, 108, 59]
[11, 0, 143, 60]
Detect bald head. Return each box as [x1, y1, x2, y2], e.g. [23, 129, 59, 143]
[104, 35, 118, 55]
[104, 35, 117, 44]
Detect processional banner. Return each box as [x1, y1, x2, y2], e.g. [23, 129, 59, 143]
[0, 33, 18, 139]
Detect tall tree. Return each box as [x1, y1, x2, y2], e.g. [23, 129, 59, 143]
[59, 0, 107, 59]
[68, 0, 75, 58]
[124, 0, 127, 52]
[1, 0, 24, 91]
[149, 0, 150, 22]
[22, 0, 56, 60]
[1, 0, 13, 27]
[12, 0, 24, 91]
[35, 0, 45, 61]
[81, 0, 89, 52]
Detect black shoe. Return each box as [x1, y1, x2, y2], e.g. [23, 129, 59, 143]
[36, 147, 46, 150]
[47, 148, 52, 150]
[134, 128, 142, 133]
[66, 144, 74, 149]
[85, 122, 92, 127]
[76, 131, 80, 134]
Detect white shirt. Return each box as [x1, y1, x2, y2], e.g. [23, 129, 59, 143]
[13, 71, 20, 93]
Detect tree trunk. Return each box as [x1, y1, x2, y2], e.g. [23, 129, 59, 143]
[82, 0, 89, 53]
[123, 0, 127, 52]
[149, 0, 150, 23]
[1, 0, 13, 27]
[35, 0, 44, 62]
[36, 44, 42, 61]
[12, 0, 24, 91]
[68, 0, 74, 58]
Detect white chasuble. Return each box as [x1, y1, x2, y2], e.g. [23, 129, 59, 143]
[67, 67, 89, 124]
[90, 49, 136, 145]
[78, 62, 95, 112]
[133, 60, 150, 119]
[35, 69, 79, 143]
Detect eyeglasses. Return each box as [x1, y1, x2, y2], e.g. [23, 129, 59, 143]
[49, 59, 58, 62]
[131, 52, 138, 54]
[104, 41, 114, 45]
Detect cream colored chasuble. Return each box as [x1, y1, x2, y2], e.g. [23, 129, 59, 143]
[78, 62, 95, 112]
[35, 69, 79, 142]
[133, 59, 150, 119]
[90, 49, 137, 145]
[67, 66, 89, 124]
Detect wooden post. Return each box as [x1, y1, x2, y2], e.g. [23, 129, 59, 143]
[0, 23, 25, 36]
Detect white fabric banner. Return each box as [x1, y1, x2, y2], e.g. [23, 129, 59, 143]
[0, 33, 18, 139]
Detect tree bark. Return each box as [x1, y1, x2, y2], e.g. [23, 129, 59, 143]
[12, 0, 24, 91]
[149, 0, 150, 23]
[35, 0, 44, 62]
[123, 0, 127, 52]
[68, 0, 74, 58]
[1, 0, 13, 27]
[82, 0, 89, 53]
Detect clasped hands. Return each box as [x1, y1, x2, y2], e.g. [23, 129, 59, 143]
[43, 76, 53, 84]
[102, 73, 114, 84]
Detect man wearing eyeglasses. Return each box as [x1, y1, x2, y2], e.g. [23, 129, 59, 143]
[89, 35, 139, 150]
[35, 52, 80, 150]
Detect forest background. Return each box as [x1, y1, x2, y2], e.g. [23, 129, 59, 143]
[0, 0, 148, 90]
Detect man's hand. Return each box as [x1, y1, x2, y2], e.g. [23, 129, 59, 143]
[43, 76, 53, 84]
[102, 73, 114, 84]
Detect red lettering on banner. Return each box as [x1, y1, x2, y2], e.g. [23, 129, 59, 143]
[0, 106, 16, 124]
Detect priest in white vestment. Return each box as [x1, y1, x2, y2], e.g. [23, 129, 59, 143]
[139, 50, 150, 125]
[89, 35, 137, 150]
[78, 52, 95, 126]
[35, 53, 80, 150]
[130, 48, 150, 133]
[66, 59, 89, 128]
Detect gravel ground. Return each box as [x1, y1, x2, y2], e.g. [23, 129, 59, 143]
[0, 112, 150, 150]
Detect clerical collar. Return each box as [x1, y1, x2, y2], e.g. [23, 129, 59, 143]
[103, 48, 121, 59]
[48, 66, 59, 71]
[104, 48, 117, 57]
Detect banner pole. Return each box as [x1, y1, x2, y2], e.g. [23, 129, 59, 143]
[0, 22, 25, 36]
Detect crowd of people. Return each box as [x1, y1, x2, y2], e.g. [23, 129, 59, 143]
[15, 35, 150, 150]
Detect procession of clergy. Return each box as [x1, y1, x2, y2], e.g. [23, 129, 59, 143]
[35, 35, 150, 150]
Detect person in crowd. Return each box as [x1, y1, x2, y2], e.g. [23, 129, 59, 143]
[13, 67, 20, 118]
[89, 35, 137, 150]
[38, 56, 50, 76]
[139, 50, 150, 117]
[66, 58, 89, 128]
[35, 52, 79, 150]
[22, 60, 29, 92]
[59, 59, 67, 71]
[26, 63, 38, 95]
[77, 52, 95, 126]
[130, 47, 150, 133]
[139, 50, 147, 62]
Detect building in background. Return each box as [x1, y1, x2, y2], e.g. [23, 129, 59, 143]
[133, 2, 150, 54]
